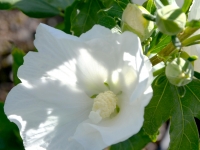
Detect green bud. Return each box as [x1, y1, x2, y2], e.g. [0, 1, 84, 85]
[188, 55, 198, 62]
[156, 5, 186, 35]
[165, 57, 194, 86]
[121, 3, 154, 42]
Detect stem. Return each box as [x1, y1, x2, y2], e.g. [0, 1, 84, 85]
[182, 34, 200, 46]
[150, 26, 200, 66]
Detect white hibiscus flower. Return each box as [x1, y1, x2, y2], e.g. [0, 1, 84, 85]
[4, 24, 153, 150]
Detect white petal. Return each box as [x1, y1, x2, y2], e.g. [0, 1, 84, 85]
[4, 78, 92, 150]
[79, 29, 152, 102]
[188, 0, 200, 20]
[20, 23, 84, 83]
[75, 49, 109, 96]
[120, 32, 152, 103]
[73, 89, 152, 150]
[80, 25, 114, 41]
[5, 24, 153, 150]
[72, 28, 153, 149]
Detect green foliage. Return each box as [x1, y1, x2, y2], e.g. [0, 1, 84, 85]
[12, 48, 25, 85]
[144, 0, 157, 15]
[0, 0, 73, 18]
[45, 0, 74, 10]
[0, 102, 24, 150]
[100, 0, 114, 7]
[0, 0, 129, 35]
[160, 0, 169, 5]
[0, 0, 12, 9]
[194, 71, 200, 80]
[98, 16, 117, 29]
[144, 74, 200, 149]
[105, 0, 129, 19]
[110, 128, 151, 150]
[70, 0, 106, 36]
[14, 0, 60, 18]
[70, 0, 129, 36]
[64, 1, 79, 34]
[148, 31, 171, 54]
[187, 20, 200, 28]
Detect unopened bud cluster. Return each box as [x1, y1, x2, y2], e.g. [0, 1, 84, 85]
[122, 3, 187, 40]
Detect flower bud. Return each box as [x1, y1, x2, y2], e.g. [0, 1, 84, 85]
[165, 57, 194, 86]
[156, 5, 186, 35]
[122, 3, 154, 42]
[188, 55, 198, 62]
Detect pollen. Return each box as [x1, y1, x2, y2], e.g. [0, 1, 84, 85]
[89, 91, 118, 123]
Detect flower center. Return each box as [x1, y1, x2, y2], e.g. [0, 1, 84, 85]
[89, 91, 118, 123]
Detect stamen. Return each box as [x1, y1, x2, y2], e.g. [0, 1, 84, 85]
[89, 91, 118, 123]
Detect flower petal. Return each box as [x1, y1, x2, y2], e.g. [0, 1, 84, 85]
[4, 78, 92, 149]
[18, 24, 109, 95]
[73, 87, 152, 150]
[78, 27, 152, 102]
[72, 28, 153, 149]
[5, 24, 153, 150]
[188, 0, 200, 20]
[80, 25, 114, 41]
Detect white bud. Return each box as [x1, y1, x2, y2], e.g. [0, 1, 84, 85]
[156, 5, 186, 35]
[122, 3, 154, 41]
[165, 57, 194, 86]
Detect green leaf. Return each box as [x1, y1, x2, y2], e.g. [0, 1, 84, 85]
[70, 0, 106, 36]
[145, 0, 157, 15]
[45, 0, 74, 10]
[70, 0, 129, 35]
[117, 0, 129, 9]
[148, 31, 171, 54]
[0, 102, 24, 150]
[98, 16, 117, 29]
[106, 2, 123, 18]
[0, 0, 63, 18]
[182, 0, 193, 14]
[144, 74, 200, 149]
[100, 0, 114, 7]
[110, 128, 151, 150]
[64, 1, 79, 34]
[106, 0, 129, 19]
[14, 0, 61, 18]
[0, 0, 12, 9]
[186, 20, 200, 28]
[55, 22, 65, 31]
[12, 47, 25, 85]
[160, 0, 169, 5]
[194, 71, 200, 80]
